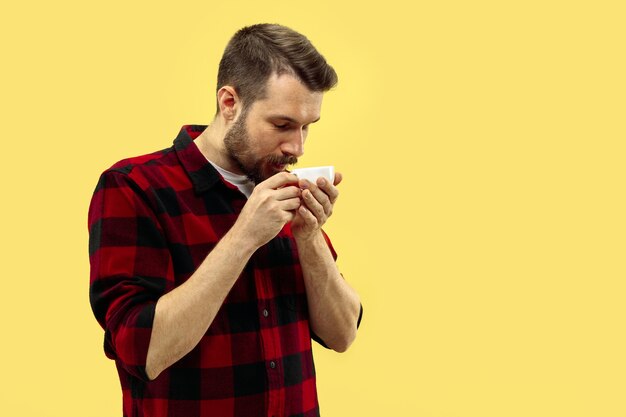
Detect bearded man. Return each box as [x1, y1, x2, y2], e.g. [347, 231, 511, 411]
[88, 23, 362, 417]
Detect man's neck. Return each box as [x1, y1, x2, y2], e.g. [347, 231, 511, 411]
[195, 120, 242, 174]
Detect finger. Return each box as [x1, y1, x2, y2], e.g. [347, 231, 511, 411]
[316, 176, 340, 205]
[274, 185, 301, 201]
[282, 209, 296, 224]
[302, 180, 332, 215]
[279, 197, 302, 211]
[333, 172, 343, 186]
[297, 204, 319, 227]
[259, 172, 299, 190]
[302, 188, 327, 222]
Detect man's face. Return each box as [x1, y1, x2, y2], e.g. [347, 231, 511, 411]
[224, 73, 323, 184]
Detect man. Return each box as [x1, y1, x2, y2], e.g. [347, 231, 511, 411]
[88, 23, 362, 417]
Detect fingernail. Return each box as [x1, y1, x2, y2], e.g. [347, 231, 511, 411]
[301, 181, 309, 189]
[318, 178, 326, 186]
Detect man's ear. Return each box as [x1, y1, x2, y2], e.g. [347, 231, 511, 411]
[217, 86, 241, 123]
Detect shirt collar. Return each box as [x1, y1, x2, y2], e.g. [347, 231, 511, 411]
[173, 125, 222, 194]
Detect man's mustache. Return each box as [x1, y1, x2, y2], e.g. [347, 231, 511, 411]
[266, 154, 298, 166]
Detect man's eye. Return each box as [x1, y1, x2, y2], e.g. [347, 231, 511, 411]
[274, 123, 289, 129]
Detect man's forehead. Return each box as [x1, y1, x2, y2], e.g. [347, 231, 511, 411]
[254, 73, 323, 121]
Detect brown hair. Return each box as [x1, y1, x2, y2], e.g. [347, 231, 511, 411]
[216, 23, 338, 113]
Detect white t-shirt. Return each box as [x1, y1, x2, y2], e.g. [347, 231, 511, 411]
[207, 160, 255, 198]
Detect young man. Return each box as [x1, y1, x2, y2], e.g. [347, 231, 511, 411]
[88, 24, 362, 417]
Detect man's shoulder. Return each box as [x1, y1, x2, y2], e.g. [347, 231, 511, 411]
[100, 125, 206, 185]
[99, 144, 185, 192]
[106, 145, 173, 174]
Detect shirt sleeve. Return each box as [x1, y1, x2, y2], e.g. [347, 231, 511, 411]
[88, 169, 172, 382]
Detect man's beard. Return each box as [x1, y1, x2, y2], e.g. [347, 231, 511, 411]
[223, 111, 298, 184]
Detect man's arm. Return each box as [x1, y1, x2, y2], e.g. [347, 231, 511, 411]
[145, 172, 302, 380]
[295, 231, 361, 352]
[145, 222, 255, 380]
[291, 173, 362, 352]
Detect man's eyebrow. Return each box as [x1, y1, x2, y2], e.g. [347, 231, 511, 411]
[268, 115, 321, 124]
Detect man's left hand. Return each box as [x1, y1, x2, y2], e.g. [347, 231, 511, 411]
[291, 172, 342, 241]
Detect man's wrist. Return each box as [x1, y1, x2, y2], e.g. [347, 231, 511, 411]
[294, 229, 325, 250]
[227, 221, 260, 256]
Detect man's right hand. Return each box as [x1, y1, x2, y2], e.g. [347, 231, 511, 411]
[146, 171, 301, 380]
[234, 172, 301, 249]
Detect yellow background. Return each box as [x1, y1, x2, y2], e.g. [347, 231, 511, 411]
[1, 1, 624, 416]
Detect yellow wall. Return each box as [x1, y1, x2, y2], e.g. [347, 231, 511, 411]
[1, 1, 624, 416]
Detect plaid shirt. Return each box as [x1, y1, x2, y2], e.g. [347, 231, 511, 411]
[88, 125, 362, 417]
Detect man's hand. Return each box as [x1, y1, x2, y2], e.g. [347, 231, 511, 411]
[146, 173, 300, 379]
[235, 172, 301, 249]
[291, 172, 343, 241]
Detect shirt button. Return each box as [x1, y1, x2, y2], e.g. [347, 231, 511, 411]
[263, 309, 269, 317]
[270, 361, 276, 369]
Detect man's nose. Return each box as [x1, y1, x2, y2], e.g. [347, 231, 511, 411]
[281, 128, 305, 157]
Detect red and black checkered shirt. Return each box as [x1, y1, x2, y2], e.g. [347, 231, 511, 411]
[88, 125, 362, 417]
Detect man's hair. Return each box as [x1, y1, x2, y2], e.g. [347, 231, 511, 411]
[216, 23, 338, 113]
